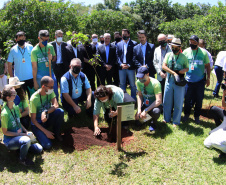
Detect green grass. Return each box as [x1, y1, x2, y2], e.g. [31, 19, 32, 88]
[1, 72, 226, 184]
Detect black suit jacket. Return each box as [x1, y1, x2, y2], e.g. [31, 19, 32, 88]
[133, 42, 156, 76]
[64, 44, 84, 70]
[116, 39, 137, 70]
[97, 43, 117, 67]
[50, 41, 68, 73]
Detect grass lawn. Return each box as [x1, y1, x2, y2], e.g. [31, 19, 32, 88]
[1, 73, 226, 184]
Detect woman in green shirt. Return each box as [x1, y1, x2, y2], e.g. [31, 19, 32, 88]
[93, 85, 124, 136]
[162, 38, 189, 126]
[16, 87, 30, 129]
[1, 86, 43, 166]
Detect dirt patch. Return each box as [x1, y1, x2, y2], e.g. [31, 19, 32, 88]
[62, 126, 134, 151]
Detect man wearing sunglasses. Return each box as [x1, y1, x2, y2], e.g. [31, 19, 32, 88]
[30, 76, 64, 150]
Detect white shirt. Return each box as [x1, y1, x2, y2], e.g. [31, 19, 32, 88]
[216, 51, 226, 68]
[56, 43, 62, 64]
[73, 47, 77, 58]
[123, 39, 130, 63]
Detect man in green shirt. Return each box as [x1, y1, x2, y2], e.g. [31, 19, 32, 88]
[136, 66, 162, 131]
[183, 35, 210, 123]
[31, 30, 59, 101]
[30, 76, 64, 150]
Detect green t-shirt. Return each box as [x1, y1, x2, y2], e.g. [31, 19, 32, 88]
[31, 43, 56, 79]
[163, 52, 189, 80]
[1, 104, 22, 143]
[136, 77, 162, 107]
[0, 57, 6, 75]
[30, 89, 56, 121]
[18, 100, 29, 113]
[183, 47, 210, 82]
[93, 85, 124, 115]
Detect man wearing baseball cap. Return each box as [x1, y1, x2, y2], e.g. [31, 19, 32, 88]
[183, 35, 210, 123]
[135, 66, 162, 131]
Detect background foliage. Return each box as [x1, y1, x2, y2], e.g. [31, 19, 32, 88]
[0, 0, 225, 57]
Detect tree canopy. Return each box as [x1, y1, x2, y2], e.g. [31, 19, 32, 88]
[0, 0, 225, 57]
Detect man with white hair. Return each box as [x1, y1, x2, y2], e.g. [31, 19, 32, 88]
[96, 33, 117, 86]
[153, 33, 172, 95]
[61, 58, 93, 118]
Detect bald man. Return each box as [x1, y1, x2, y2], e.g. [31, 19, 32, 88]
[61, 58, 94, 118]
[153, 33, 172, 95]
[30, 76, 64, 150]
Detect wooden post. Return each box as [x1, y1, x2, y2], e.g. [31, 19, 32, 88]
[48, 48, 52, 78]
[117, 106, 122, 151]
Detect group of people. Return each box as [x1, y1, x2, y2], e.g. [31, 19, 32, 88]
[0, 27, 225, 165]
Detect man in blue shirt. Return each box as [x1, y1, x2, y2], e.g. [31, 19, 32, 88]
[61, 58, 94, 118]
[7, 31, 34, 98]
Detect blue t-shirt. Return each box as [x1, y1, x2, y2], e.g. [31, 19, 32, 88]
[7, 43, 34, 81]
[60, 72, 91, 99]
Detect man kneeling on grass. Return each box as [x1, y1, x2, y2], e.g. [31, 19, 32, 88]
[30, 76, 64, 150]
[135, 66, 162, 132]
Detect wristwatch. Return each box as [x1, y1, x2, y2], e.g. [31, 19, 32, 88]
[144, 108, 149, 113]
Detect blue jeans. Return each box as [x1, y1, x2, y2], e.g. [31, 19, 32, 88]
[5, 136, 43, 160]
[62, 91, 94, 117]
[37, 73, 59, 102]
[213, 65, 223, 96]
[184, 79, 205, 117]
[31, 108, 64, 150]
[163, 77, 185, 125]
[119, 69, 136, 100]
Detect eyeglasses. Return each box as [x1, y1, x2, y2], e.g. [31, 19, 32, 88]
[45, 85, 54, 89]
[11, 92, 17, 97]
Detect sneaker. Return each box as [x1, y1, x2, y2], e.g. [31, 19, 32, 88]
[149, 126, 155, 132]
[195, 117, 200, 124]
[20, 158, 34, 166]
[182, 115, 189, 122]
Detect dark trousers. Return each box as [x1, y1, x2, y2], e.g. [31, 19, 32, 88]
[20, 115, 31, 130]
[21, 78, 34, 99]
[141, 104, 163, 124]
[97, 66, 114, 86]
[210, 106, 225, 127]
[184, 79, 205, 117]
[83, 64, 96, 91]
[113, 64, 119, 86]
[160, 78, 166, 98]
[53, 63, 65, 86]
[62, 91, 94, 117]
[213, 65, 223, 96]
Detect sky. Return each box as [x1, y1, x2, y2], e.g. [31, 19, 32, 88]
[0, 0, 223, 9]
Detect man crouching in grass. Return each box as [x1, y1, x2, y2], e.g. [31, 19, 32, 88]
[30, 76, 64, 150]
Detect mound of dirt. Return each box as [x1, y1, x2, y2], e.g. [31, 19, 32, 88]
[62, 126, 134, 151]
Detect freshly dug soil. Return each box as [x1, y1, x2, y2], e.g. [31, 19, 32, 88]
[62, 125, 134, 151]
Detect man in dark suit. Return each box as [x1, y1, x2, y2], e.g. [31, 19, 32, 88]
[116, 29, 137, 100]
[64, 37, 84, 72]
[96, 33, 117, 86]
[111, 31, 122, 86]
[50, 30, 68, 86]
[133, 30, 156, 77]
[82, 39, 97, 91]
